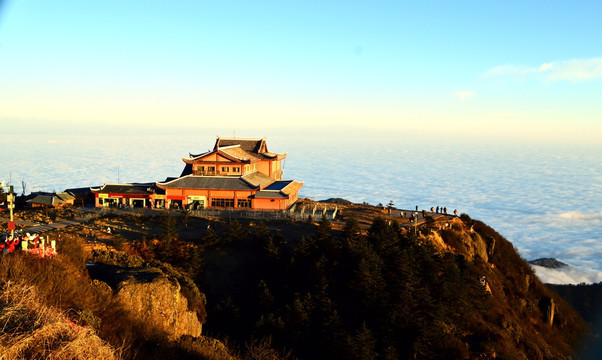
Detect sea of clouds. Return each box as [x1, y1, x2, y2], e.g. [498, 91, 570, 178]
[2, 132, 601, 284]
[531, 264, 602, 285]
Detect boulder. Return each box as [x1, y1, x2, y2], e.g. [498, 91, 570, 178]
[88, 263, 203, 340]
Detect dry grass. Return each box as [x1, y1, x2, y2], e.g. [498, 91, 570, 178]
[0, 281, 120, 360]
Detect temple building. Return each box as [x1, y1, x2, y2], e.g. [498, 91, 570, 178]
[157, 137, 303, 210]
[92, 137, 303, 211]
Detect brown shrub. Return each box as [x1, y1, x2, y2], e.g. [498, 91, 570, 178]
[0, 282, 119, 360]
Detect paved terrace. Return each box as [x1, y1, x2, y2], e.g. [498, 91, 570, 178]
[0, 210, 100, 234]
[1, 206, 458, 235]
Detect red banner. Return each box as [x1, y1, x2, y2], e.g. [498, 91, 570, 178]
[7, 221, 15, 230]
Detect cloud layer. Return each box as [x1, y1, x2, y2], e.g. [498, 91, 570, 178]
[532, 265, 602, 285]
[485, 58, 602, 82]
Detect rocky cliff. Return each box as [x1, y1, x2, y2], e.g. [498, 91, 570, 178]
[89, 263, 203, 340]
[87, 251, 206, 341]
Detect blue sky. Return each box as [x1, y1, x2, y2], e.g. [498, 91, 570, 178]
[1, 1, 601, 143]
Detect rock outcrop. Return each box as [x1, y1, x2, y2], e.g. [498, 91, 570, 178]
[88, 263, 203, 340]
[429, 218, 491, 263]
[529, 257, 569, 269]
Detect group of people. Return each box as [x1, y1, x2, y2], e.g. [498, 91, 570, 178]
[429, 206, 457, 216]
[0, 232, 44, 255]
[426, 206, 459, 216]
[402, 206, 459, 219]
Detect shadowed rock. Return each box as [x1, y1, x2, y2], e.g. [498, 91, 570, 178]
[87, 263, 203, 340]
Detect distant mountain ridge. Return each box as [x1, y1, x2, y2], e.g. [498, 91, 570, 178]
[529, 257, 569, 269]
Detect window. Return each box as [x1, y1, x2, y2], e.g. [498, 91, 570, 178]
[237, 199, 251, 208]
[211, 198, 235, 208]
[222, 166, 229, 173]
[233, 167, 240, 173]
[208, 166, 215, 172]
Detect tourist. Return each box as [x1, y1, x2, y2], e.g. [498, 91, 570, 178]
[7, 236, 19, 253]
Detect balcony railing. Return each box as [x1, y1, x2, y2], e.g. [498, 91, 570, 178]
[193, 170, 219, 176]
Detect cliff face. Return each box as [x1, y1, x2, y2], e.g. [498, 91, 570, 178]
[88, 263, 203, 340]
[431, 215, 585, 357]
[427, 217, 490, 262]
[113, 269, 203, 340]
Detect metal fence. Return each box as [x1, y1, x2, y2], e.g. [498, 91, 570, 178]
[189, 208, 291, 220]
[93, 204, 338, 222]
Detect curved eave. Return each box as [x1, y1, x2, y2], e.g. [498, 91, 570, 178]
[183, 150, 251, 164]
[183, 150, 214, 163]
[261, 152, 286, 160]
[90, 184, 107, 193]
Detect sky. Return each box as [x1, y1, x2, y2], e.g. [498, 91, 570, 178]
[0, 1, 601, 144]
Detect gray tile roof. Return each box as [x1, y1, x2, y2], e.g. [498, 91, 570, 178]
[254, 190, 288, 199]
[242, 171, 276, 189]
[27, 192, 75, 206]
[215, 137, 265, 153]
[158, 175, 259, 191]
[91, 184, 153, 194]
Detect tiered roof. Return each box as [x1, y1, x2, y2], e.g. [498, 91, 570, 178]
[157, 175, 258, 191]
[183, 137, 284, 165]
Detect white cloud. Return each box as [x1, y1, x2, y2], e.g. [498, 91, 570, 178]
[484, 57, 602, 82]
[539, 62, 554, 72]
[554, 211, 602, 228]
[531, 265, 602, 285]
[547, 58, 602, 81]
[452, 90, 475, 100]
[558, 210, 602, 221]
